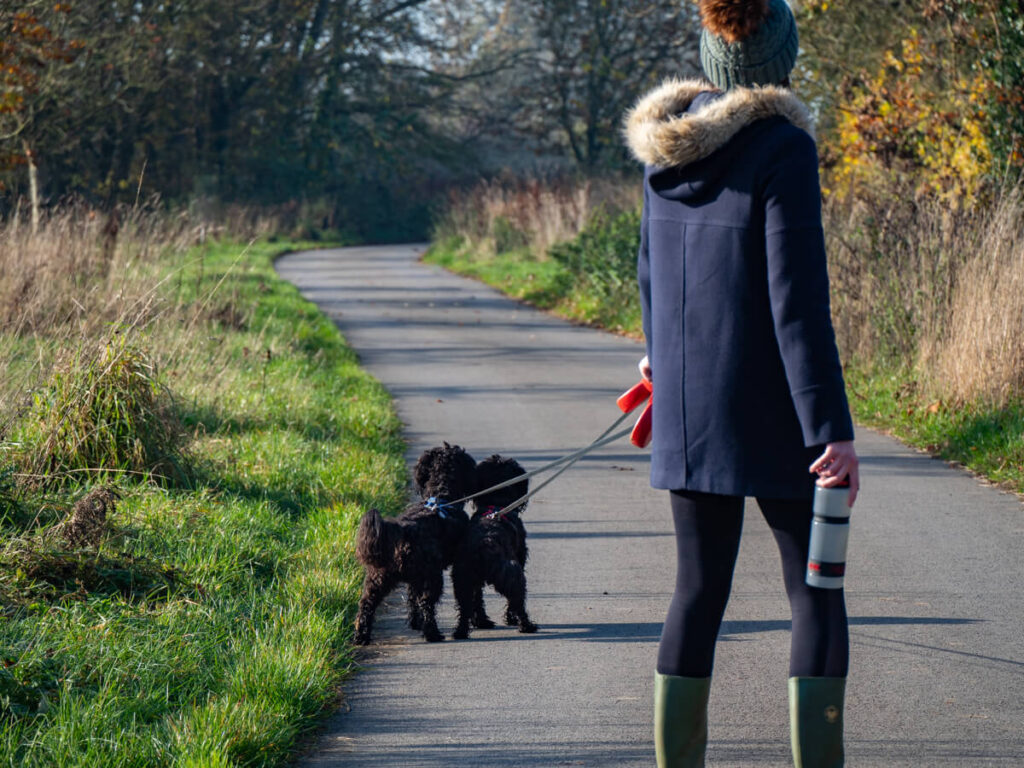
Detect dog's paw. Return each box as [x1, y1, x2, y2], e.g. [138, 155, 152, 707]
[518, 620, 538, 634]
[504, 610, 517, 627]
[354, 633, 372, 646]
[452, 627, 470, 640]
[424, 631, 445, 643]
[472, 615, 496, 629]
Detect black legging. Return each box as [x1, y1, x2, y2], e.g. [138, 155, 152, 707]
[657, 489, 849, 679]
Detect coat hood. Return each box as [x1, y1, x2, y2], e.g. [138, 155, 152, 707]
[624, 78, 814, 168]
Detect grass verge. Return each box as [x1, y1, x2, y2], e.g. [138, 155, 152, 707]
[426, 237, 571, 310]
[1, 239, 407, 766]
[426, 209, 643, 337]
[427, 218, 1024, 496]
[845, 366, 1024, 492]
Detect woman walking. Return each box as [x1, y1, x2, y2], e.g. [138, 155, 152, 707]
[624, 1, 859, 766]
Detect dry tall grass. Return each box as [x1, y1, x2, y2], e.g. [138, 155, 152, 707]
[0, 203, 277, 333]
[824, 184, 1024, 406]
[433, 174, 640, 257]
[930, 191, 1024, 403]
[0, 202, 278, 468]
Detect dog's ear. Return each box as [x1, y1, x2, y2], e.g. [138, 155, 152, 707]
[460, 449, 477, 481]
[413, 449, 434, 494]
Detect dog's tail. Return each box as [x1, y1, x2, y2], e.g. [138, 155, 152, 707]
[356, 508, 395, 568]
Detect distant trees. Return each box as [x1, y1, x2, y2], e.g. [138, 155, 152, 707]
[0, 1, 80, 228]
[0, 0, 703, 235]
[510, 0, 699, 168]
[1, 0, 472, 238]
[431, 0, 700, 170]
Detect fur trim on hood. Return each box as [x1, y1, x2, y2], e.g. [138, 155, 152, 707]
[624, 78, 814, 168]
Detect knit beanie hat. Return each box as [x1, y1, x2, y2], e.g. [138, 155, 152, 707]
[699, 0, 798, 91]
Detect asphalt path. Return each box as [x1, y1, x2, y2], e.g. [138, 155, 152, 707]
[277, 245, 1024, 767]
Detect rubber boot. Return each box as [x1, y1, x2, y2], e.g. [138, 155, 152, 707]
[789, 677, 846, 768]
[654, 672, 711, 768]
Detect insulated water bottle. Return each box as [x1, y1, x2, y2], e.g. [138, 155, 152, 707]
[806, 480, 851, 589]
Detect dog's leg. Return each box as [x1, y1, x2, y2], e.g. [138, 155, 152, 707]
[493, 561, 538, 634]
[416, 570, 445, 643]
[354, 572, 395, 645]
[506, 538, 529, 625]
[407, 590, 423, 630]
[471, 584, 495, 629]
[451, 562, 475, 640]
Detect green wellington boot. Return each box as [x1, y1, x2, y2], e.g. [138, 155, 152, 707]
[654, 672, 712, 768]
[788, 677, 846, 768]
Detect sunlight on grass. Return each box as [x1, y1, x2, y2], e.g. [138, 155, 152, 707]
[0, 225, 406, 766]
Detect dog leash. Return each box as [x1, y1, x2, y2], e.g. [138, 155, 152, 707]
[448, 379, 654, 516]
[447, 410, 631, 507]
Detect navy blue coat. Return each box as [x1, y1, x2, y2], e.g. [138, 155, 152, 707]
[625, 80, 854, 499]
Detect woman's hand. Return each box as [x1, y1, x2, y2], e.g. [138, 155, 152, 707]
[809, 440, 859, 507]
[638, 355, 652, 383]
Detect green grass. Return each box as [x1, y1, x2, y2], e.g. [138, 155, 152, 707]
[0, 240, 407, 766]
[845, 366, 1024, 492]
[426, 227, 643, 336]
[426, 237, 572, 309]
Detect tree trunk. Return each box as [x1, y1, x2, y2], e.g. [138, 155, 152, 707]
[22, 140, 39, 234]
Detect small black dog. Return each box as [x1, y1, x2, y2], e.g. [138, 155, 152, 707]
[354, 443, 477, 644]
[451, 454, 538, 639]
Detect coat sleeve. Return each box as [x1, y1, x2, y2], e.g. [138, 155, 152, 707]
[637, 179, 652, 364]
[762, 128, 854, 447]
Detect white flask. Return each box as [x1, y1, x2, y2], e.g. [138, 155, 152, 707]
[806, 481, 851, 589]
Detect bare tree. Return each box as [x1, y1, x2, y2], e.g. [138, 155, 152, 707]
[508, 0, 701, 169]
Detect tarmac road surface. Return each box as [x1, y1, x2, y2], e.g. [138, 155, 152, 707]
[277, 244, 1024, 767]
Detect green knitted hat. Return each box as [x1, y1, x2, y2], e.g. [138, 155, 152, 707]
[699, 0, 798, 90]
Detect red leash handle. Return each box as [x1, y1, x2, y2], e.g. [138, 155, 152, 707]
[617, 380, 653, 448]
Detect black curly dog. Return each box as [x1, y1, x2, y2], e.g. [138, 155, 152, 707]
[451, 454, 538, 639]
[354, 443, 477, 645]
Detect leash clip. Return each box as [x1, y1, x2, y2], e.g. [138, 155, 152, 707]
[482, 505, 507, 520]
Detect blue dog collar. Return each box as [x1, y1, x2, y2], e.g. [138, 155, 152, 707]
[425, 497, 450, 518]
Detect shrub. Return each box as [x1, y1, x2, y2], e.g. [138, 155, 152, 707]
[14, 334, 189, 486]
[549, 205, 641, 299]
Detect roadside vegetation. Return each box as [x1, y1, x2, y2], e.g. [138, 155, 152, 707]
[426, 1, 1024, 495]
[428, 177, 642, 334]
[2, 0, 1021, 759]
[0, 208, 406, 765]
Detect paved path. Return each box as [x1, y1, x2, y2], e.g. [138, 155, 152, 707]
[277, 245, 1024, 767]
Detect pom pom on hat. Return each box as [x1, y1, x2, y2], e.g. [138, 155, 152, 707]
[699, 0, 771, 44]
[699, 0, 798, 91]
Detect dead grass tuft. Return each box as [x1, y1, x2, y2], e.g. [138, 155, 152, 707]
[49, 487, 119, 548]
[434, 174, 640, 257]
